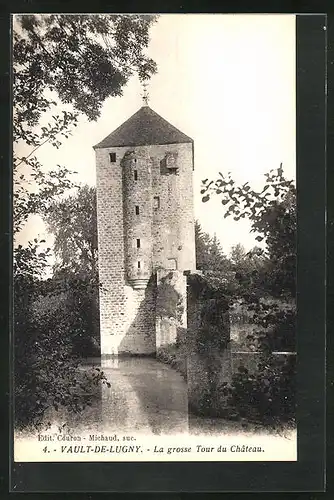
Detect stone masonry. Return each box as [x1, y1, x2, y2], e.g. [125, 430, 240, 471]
[94, 105, 196, 356]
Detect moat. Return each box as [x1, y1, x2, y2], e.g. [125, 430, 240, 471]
[41, 357, 294, 438]
[54, 356, 188, 436]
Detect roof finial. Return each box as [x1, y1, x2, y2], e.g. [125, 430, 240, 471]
[141, 81, 149, 106]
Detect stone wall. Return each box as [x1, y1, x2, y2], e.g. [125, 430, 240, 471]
[156, 269, 187, 351]
[185, 272, 232, 415]
[95, 147, 127, 355]
[95, 141, 195, 356]
[150, 142, 196, 273]
[122, 149, 153, 287]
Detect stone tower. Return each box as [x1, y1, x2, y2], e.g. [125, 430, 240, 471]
[94, 105, 196, 356]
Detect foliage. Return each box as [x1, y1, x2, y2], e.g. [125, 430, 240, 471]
[47, 271, 101, 357]
[195, 220, 230, 274]
[13, 14, 158, 430]
[187, 273, 230, 353]
[222, 355, 296, 426]
[43, 185, 100, 356]
[201, 166, 296, 346]
[14, 260, 108, 430]
[13, 14, 157, 232]
[156, 272, 184, 322]
[197, 165, 297, 426]
[46, 185, 98, 274]
[14, 14, 157, 133]
[14, 231, 102, 431]
[201, 164, 296, 300]
[156, 343, 187, 380]
[14, 145, 79, 236]
[195, 221, 268, 301]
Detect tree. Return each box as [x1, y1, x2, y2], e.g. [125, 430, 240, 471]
[45, 185, 100, 358]
[13, 14, 158, 233]
[13, 14, 157, 138]
[230, 243, 247, 266]
[201, 165, 296, 301]
[195, 220, 230, 274]
[13, 14, 158, 429]
[46, 185, 98, 274]
[228, 243, 268, 298]
[200, 165, 297, 426]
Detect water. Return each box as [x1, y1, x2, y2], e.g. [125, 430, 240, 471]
[67, 357, 189, 435]
[42, 357, 295, 439]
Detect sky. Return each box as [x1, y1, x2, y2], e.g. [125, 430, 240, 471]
[15, 14, 296, 256]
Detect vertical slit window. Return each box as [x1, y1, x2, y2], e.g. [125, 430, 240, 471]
[153, 196, 160, 209]
[137, 261, 141, 269]
[136, 239, 141, 249]
[134, 170, 138, 181]
[135, 205, 140, 215]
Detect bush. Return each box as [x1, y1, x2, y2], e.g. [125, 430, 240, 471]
[14, 274, 105, 431]
[156, 344, 187, 380]
[222, 355, 296, 427]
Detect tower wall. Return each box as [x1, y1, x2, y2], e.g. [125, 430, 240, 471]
[96, 140, 195, 356]
[150, 142, 196, 274]
[122, 149, 153, 288]
[96, 146, 156, 356]
[96, 147, 126, 356]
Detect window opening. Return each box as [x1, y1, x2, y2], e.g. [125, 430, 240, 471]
[135, 205, 140, 215]
[109, 152, 116, 162]
[136, 239, 141, 249]
[137, 261, 141, 269]
[153, 196, 160, 209]
[134, 170, 138, 181]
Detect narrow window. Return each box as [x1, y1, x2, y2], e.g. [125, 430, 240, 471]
[135, 205, 140, 215]
[137, 261, 141, 269]
[153, 196, 160, 209]
[134, 170, 138, 181]
[136, 239, 141, 249]
[109, 152, 116, 162]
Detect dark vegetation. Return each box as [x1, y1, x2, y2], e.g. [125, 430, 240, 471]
[191, 166, 297, 427]
[13, 14, 157, 430]
[156, 344, 187, 380]
[14, 13, 296, 431]
[155, 272, 187, 379]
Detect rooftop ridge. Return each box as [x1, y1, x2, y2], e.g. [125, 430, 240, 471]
[94, 105, 193, 149]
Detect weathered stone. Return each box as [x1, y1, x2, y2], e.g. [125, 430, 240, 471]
[95, 107, 196, 355]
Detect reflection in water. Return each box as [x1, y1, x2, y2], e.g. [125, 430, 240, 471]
[40, 355, 294, 439]
[20, 356, 294, 441]
[68, 357, 189, 435]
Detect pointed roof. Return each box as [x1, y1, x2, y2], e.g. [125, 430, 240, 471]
[94, 105, 193, 149]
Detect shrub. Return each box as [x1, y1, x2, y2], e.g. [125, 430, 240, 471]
[222, 354, 296, 426]
[14, 274, 106, 431]
[156, 343, 187, 380]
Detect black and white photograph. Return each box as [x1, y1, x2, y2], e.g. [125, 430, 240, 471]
[13, 13, 297, 462]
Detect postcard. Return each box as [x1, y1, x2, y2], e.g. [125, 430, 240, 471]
[13, 13, 297, 463]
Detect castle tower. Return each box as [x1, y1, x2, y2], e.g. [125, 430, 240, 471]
[94, 104, 196, 356]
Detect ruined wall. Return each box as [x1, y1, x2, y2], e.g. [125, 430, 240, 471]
[155, 269, 187, 351]
[185, 273, 232, 416]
